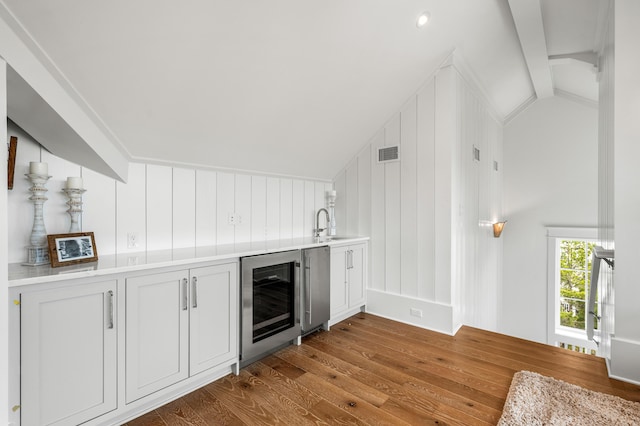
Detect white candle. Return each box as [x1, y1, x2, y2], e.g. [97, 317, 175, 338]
[29, 162, 48, 176]
[66, 176, 83, 189]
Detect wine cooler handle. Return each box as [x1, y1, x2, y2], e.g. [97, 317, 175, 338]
[305, 253, 312, 325]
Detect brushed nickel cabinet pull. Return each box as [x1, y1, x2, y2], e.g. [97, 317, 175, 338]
[107, 290, 114, 329]
[182, 278, 188, 310]
[192, 276, 198, 308]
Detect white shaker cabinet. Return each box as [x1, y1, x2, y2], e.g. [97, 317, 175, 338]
[20, 280, 117, 426]
[330, 242, 367, 323]
[125, 263, 237, 403]
[189, 264, 238, 376]
[125, 270, 189, 403]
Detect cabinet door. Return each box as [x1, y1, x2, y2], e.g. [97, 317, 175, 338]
[348, 244, 367, 308]
[190, 263, 237, 376]
[21, 280, 117, 426]
[126, 270, 189, 403]
[330, 246, 349, 316]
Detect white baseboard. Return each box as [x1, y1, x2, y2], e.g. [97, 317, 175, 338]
[366, 289, 459, 335]
[329, 305, 365, 327]
[609, 336, 640, 385]
[87, 361, 236, 426]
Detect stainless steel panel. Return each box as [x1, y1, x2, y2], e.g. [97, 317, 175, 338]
[240, 250, 301, 365]
[301, 246, 330, 334]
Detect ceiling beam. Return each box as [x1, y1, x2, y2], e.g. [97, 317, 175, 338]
[548, 53, 599, 79]
[508, 0, 554, 99]
[548, 52, 598, 67]
[0, 5, 130, 182]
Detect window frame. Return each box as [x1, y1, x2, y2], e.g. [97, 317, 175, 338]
[546, 227, 599, 354]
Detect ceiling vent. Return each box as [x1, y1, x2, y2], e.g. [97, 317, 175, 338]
[377, 145, 400, 163]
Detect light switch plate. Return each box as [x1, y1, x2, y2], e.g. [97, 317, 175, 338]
[127, 232, 139, 249]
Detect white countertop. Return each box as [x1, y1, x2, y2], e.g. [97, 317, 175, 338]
[8, 236, 369, 287]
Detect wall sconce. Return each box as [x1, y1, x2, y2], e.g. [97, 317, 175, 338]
[493, 221, 507, 238]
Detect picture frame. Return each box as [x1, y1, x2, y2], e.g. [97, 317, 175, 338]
[47, 232, 98, 268]
[7, 136, 17, 190]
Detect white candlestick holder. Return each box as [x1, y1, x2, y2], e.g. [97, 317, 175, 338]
[326, 191, 337, 236]
[24, 173, 52, 266]
[63, 188, 86, 233]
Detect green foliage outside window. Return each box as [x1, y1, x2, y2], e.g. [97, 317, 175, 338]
[559, 240, 596, 331]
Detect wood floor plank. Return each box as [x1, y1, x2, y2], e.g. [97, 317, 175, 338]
[244, 360, 323, 410]
[124, 410, 167, 426]
[379, 396, 489, 426]
[343, 315, 518, 383]
[227, 370, 328, 425]
[154, 396, 209, 426]
[330, 320, 512, 399]
[276, 346, 390, 407]
[359, 314, 640, 401]
[292, 366, 412, 426]
[312, 324, 513, 390]
[129, 313, 640, 425]
[181, 387, 245, 425]
[259, 354, 307, 380]
[203, 374, 284, 425]
[352, 315, 610, 389]
[306, 399, 369, 426]
[305, 331, 502, 424]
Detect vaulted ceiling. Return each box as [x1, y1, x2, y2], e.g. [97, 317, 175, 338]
[1, 1, 602, 181]
[509, 0, 601, 108]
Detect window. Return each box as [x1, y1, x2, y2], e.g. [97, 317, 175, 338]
[559, 240, 595, 331]
[547, 227, 599, 355]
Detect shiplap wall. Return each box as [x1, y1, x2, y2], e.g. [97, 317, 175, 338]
[7, 124, 332, 263]
[334, 57, 503, 334]
[597, 0, 614, 363]
[0, 59, 9, 426]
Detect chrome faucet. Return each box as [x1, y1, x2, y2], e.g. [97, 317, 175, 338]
[315, 208, 330, 237]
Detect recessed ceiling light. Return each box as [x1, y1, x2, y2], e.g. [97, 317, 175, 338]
[416, 12, 430, 28]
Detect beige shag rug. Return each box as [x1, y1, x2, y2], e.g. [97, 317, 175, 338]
[498, 371, 640, 425]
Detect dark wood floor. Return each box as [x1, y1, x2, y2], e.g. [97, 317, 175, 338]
[126, 313, 640, 425]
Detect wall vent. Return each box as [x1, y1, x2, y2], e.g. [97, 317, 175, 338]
[377, 145, 400, 163]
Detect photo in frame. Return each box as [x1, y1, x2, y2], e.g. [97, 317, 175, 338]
[47, 232, 98, 267]
[7, 136, 17, 190]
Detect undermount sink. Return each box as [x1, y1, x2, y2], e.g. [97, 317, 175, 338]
[315, 236, 349, 243]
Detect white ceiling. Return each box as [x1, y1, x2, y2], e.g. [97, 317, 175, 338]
[509, 0, 601, 106]
[1, 1, 600, 180]
[544, 0, 601, 103]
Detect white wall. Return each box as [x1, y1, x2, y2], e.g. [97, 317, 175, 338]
[335, 56, 503, 334]
[597, 0, 615, 365]
[7, 125, 332, 263]
[502, 96, 598, 344]
[0, 58, 9, 426]
[607, 0, 640, 383]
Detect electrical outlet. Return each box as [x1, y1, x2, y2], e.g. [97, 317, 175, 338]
[410, 308, 423, 318]
[228, 213, 241, 225]
[127, 232, 139, 249]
